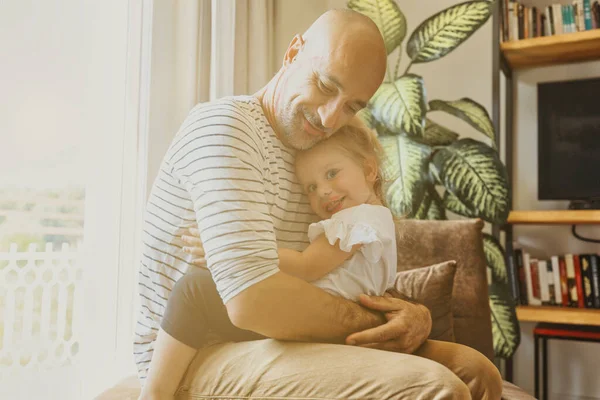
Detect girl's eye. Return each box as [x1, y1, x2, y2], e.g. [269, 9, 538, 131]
[326, 170, 338, 179]
[307, 184, 317, 193]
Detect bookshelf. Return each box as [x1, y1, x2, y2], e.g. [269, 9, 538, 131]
[501, 29, 600, 69]
[507, 212, 600, 324]
[517, 306, 600, 326]
[507, 210, 600, 225]
[492, 1, 600, 381]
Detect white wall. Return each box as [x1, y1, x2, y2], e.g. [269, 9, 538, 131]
[274, 1, 600, 399]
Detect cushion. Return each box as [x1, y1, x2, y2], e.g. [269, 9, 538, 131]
[391, 260, 457, 342]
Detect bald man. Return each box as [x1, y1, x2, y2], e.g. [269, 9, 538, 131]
[136, 9, 502, 400]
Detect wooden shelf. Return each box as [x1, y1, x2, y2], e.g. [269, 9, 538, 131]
[501, 29, 600, 69]
[507, 210, 600, 225]
[517, 306, 600, 326]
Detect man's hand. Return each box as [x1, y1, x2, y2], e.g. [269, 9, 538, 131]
[345, 292, 432, 354]
[182, 227, 206, 266]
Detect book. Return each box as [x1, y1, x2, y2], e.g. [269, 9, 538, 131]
[565, 254, 579, 307]
[579, 255, 595, 308]
[590, 254, 600, 308]
[558, 256, 570, 306]
[524, 252, 540, 305]
[515, 248, 528, 305]
[548, 6, 556, 36]
[518, 3, 525, 39]
[506, 241, 521, 304]
[546, 259, 557, 305]
[554, 4, 564, 34]
[573, 255, 586, 308]
[584, 0, 594, 29]
[539, 260, 551, 305]
[530, 258, 543, 305]
[551, 256, 563, 305]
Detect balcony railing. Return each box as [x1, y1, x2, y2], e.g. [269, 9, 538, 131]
[0, 242, 84, 398]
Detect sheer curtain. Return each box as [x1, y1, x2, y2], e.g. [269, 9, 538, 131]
[147, 0, 275, 189]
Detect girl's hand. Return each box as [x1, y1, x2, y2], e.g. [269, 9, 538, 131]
[182, 227, 206, 267]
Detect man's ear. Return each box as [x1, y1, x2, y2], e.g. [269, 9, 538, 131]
[283, 34, 305, 66]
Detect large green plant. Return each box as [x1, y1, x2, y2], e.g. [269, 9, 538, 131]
[348, 0, 520, 358]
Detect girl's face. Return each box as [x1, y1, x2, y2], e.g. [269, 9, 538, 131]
[295, 140, 380, 220]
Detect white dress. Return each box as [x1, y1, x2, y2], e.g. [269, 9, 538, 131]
[308, 204, 397, 301]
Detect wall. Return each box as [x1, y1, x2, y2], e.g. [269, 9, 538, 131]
[274, 1, 600, 399]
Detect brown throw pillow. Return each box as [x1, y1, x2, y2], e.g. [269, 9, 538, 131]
[391, 260, 457, 343]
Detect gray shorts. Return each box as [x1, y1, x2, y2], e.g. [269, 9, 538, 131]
[161, 267, 264, 348]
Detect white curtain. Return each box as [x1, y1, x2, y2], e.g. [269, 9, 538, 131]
[147, 0, 275, 190]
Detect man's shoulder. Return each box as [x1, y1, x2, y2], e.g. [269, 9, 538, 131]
[184, 95, 263, 130]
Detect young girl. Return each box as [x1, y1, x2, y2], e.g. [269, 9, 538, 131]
[141, 121, 397, 399]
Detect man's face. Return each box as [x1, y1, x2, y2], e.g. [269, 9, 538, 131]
[274, 38, 384, 150]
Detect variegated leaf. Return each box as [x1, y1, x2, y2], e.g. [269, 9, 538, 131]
[410, 118, 460, 146]
[379, 134, 430, 217]
[431, 138, 509, 224]
[443, 190, 478, 218]
[429, 98, 496, 148]
[483, 233, 507, 284]
[348, 0, 407, 54]
[370, 74, 426, 137]
[489, 282, 520, 359]
[414, 189, 432, 219]
[426, 188, 446, 220]
[407, 1, 492, 63]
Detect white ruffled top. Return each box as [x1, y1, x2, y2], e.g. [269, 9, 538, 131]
[308, 204, 397, 302]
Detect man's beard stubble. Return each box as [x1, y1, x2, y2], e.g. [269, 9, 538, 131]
[279, 106, 326, 150]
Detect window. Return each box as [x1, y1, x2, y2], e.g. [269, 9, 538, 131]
[0, 1, 148, 398]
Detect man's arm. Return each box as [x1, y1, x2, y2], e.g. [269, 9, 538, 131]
[277, 235, 361, 282]
[227, 271, 386, 343]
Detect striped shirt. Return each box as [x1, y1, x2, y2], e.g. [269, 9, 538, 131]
[133, 95, 317, 380]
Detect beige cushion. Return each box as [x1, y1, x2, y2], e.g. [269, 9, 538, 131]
[393, 260, 457, 342]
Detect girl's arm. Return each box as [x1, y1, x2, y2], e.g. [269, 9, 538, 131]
[278, 234, 361, 282]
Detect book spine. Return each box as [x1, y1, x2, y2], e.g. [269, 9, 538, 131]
[584, 0, 594, 29]
[524, 252, 536, 305]
[546, 260, 557, 305]
[530, 259, 542, 305]
[592, 1, 600, 28]
[502, 0, 509, 42]
[577, 0, 586, 30]
[539, 260, 551, 305]
[506, 242, 521, 304]
[515, 248, 528, 305]
[559, 255, 569, 306]
[565, 254, 579, 307]
[554, 4, 564, 34]
[518, 3, 525, 39]
[580, 255, 595, 308]
[547, 6, 555, 36]
[591, 254, 600, 308]
[573, 255, 586, 308]
[532, 7, 538, 37]
[551, 256, 562, 305]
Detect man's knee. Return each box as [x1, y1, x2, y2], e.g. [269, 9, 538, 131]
[384, 359, 471, 399]
[461, 347, 503, 400]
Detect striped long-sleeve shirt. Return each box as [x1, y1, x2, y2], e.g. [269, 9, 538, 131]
[133, 95, 317, 380]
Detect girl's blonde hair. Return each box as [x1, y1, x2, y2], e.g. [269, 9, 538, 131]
[317, 117, 387, 206]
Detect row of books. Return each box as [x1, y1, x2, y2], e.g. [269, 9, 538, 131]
[500, 0, 600, 42]
[506, 247, 600, 308]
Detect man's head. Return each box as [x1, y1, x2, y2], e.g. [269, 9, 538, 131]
[266, 9, 386, 150]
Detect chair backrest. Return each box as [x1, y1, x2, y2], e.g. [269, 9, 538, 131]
[394, 218, 494, 361]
